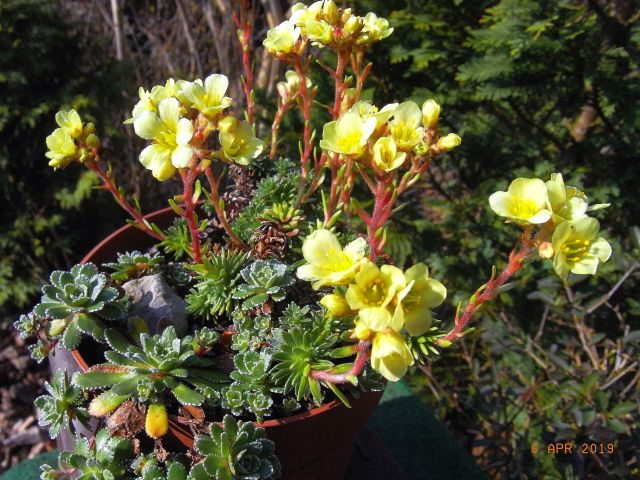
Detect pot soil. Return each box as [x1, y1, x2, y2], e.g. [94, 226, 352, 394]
[50, 207, 383, 480]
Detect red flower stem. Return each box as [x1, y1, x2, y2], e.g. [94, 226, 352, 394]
[367, 176, 395, 260]
[269, 100, 290, 160]
[331, 50, 350, 119]
[179, 168, 202, 264]
[87, 161, 164, 241]
[204, 166, 249, 251]
[293, 57, 314, 182]
[310, 341, 370, 384]
[436, 230, 535, 346]
[351, 49, 371, 101]
[233, 0, 254, 125]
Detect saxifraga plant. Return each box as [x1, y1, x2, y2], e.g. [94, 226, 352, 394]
[19, 263, 128, 358]
[232, 259, 294, 310]
[73, 326, 228, 439]
[189, 415, 280, 480]
[104, 251, 164, 283]
[40, 428, 133, 480]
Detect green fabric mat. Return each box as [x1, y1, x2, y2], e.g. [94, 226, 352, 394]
[2, 382, 486, 480]
[369, 381, 487, 480]
[0, 450, 57, 480]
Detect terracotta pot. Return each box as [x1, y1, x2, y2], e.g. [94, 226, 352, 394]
[55, 207, 383, 480]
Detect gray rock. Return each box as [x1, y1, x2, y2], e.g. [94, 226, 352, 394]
[122, 274, 188, 336]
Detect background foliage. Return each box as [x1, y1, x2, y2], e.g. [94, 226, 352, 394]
[1, 0, 639, 477]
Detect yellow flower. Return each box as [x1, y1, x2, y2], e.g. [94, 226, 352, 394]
[436, 133, 461, 151]
[296, 229, 366, 289]
[545, 173, 589, 223]
[393, 263, 447, 336]
[145, 403, 169, 439]
[489, 178, 552, 225]
[277, 70, 312, 101]
[263, 21, 301, 55]
[319, 111, 377, 157]
[290, 2, 322, 27]
[551, 217, 612, 278]
[320, 293, 351, 317]
[219, 119, 264, 165]
[421, 100, 440, 129]
[306, 19, 333, 45]
[128, 79, 178, 123]
[346, 262, 405, 332]
[136, 97, 194, 181]
[358, 12, 394, 44]
[370, 330, 414, 382]
[45, 128, 77, 169]
[55, 109, 83, 138]
[179, 74, 232, 119]
[389, 101, 424, 151]
[349, 101, 397, 131]
[372, 137, 406, 172]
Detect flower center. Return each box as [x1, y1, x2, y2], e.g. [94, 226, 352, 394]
[366, 278, 388, 306]
[511, 197, 539, 218]
[561, 239, 590, 262]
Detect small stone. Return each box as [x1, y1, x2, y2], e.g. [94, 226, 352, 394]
[122, 274, 188, 336]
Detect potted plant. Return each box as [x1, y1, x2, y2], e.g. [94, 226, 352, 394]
[15, 1, 613, 479]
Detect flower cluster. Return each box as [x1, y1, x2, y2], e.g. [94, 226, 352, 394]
[320, 100, 461, 172]
[263, 0, 393, 56]
[129, 74, 263, 181]
[490, 174, 611, 278]
[296, 229, 446, 381]
[45, 109, 99, 169]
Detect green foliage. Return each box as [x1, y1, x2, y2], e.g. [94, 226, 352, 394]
[190, 415, 280, 480]
[158, 219, 192, 260]
[191, 327, 219, 354]
[231, 311, 273, 353]
[27, 263, 127, 352]
[73, 327, 228, 408]
[0, 0, 128, 318]
[231, 159, 300, 242]
[104, 251, 164, 283]
[270, 326, 338, 404]
[222, 351, 273, 422]
[232, 260, 294, 310]
[35, 370, 89, 439]
[40, 429, 133, 480]
[133, 458, 188, 480]
[186, 249, 249, 320]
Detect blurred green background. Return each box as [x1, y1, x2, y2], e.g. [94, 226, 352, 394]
[1, 0, 638, 477]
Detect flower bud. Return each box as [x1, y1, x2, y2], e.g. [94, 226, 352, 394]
[218, 115, 238, 133]
[89, 391, 127, 417]
[322, 0, 339, 24]
[83, 122, 96, 136]
[538, 241, 554, 259]
[145, 403, 169, 439]
[436, 133, 461, 152]
[85, 133, 100, 149]
[343, 15, 363, 36]
[48, 319, 67, 337]
[413, 140, 429, 157]
[421, 99, 440, 129]
[353, 322, 372, 341]
[321, 293, 351, 317]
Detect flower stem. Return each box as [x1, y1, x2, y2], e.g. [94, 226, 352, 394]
[310, 341, 370, 384]
[436, 230, 535, 346]
[204, 166, 249, 251]
[293, 56, 314, 182]
[87, 161, 164, 241]
[269, 100, 290, 161]
[233, 0, 254, 125]
[179, 168, 202, 264]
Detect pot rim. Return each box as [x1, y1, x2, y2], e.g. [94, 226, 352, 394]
[73, 207, 362, 432]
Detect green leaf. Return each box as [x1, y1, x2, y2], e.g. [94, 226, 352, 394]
[62, 320, 81, 350]
[610, 402, 637, 417]
[172, 383, 205, 406]
[73, 371, 130, 389]
[104, 328, 132, 354]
